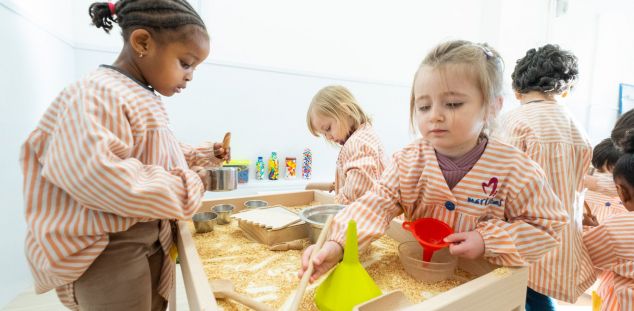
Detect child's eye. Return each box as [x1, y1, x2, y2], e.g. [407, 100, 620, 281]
[418, 105, 430, 112]
[180, 61, 192, 69]
[447, 102, 463, 108]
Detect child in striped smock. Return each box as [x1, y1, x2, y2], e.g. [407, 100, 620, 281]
[584, 131, 634, 311]
[298, 40, 568, 286]
[20, 1, 226, 310]
[305, 85, 387, 205]
[584, 138, 627, 226]
[497, 44, 596, 309]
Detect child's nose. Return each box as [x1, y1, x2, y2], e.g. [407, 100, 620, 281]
[429, 104, 444, 121]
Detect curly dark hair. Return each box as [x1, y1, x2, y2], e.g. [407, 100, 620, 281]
[511, 44, 578, 94]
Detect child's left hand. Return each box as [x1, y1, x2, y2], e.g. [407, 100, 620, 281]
[444, 231, 485, 259]
[213, 143, 230, 162]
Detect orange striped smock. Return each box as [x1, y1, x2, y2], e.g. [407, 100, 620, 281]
[498, 101, 596, 302]
[585, 190, 628, 224]
[584, 212, 634, 311]
[334, 123, 387, 205]
[328, 138, 568, 267]
[20, 66, 220, 308]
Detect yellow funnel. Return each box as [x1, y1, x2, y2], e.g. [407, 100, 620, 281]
[314, 220, 382, 311]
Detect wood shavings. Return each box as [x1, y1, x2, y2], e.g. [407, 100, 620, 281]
[493, 267, 512, 278]
[191, 204, 476, 310]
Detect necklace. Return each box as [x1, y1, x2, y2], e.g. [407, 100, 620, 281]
[522, 99, 547, 105]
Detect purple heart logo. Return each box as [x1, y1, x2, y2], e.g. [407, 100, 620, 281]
[482, 177, 498, 197]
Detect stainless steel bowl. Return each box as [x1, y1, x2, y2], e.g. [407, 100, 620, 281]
[244, 200, 268, 209]
[298, 204, 345, 243]
[206, 167, 238, 191]
[192, 211, 218, 233]
[212, 204, 235, 225]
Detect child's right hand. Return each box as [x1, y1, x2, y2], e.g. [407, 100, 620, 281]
[582, 213, 599, 227]
[298, 241, 343, 283]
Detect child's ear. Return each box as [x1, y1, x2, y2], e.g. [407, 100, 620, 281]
[513, 91, 521, 101]
[128, 29, 153, 57]
[616, 183, 632, 204]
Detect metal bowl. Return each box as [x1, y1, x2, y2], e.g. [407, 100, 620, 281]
[212, 204, 235, 225]
[298, 204, 345, 243]
[244, 200, 268, 209]
[192, 211, 218, 233]
[205, 167, 238, 191]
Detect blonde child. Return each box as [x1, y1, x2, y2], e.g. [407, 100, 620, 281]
[299, 40, 568, 289]
[584, 131, 634, 311]
[20, 1, 227, 309]
[498, 44, 598, 308]
[305, 85, 387, 205]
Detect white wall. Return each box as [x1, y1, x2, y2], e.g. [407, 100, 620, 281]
[0, 0, 75, 308]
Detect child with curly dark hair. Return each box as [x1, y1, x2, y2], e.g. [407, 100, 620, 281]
[497, 44, 594, 310]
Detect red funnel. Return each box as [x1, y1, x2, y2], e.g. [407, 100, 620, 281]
[402, 218, 453, 262]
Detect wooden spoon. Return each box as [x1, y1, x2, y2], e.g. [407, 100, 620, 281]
[222, 132, 231, 150]
[209, 279, 274, 311]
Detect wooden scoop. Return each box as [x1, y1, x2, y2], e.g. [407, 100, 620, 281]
[269, 239, 304, 251]
[222, 132, 231, 150]
[209, 279, 274, 311]
[305, 182, 334, 192]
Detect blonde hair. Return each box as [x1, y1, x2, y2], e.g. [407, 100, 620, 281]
[306, 85, 372, 137]
[409, 40, 504, 137]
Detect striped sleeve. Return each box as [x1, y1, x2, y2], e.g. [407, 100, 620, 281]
[584, 214, 634, 278]
[180, 142, 224, 168]
[497, 114, 529, 152]
[41, 86, 203, 220]
[476, 166, 568, 266]
[584, 214, 634, 310]
[335, 144, 382, 205]
[329, 154, 404, 249]
[585, 174, 619, 198]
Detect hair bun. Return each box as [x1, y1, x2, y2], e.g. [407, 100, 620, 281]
[622, 129, 634, 154]
[89, 2, 116, 33]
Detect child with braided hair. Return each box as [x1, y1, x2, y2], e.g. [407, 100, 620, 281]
[20, 1, 227, 309]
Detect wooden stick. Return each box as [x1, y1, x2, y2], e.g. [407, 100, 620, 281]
[288, 214, 335, 311]
[584, 200, 593, 217]
[305, 182, 334, 192]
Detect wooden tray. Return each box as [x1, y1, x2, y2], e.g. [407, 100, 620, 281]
[175, 190, 528, 311]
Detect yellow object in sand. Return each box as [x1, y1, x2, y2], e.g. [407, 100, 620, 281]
[592, 291, 602, 311]
[314, 220, 382, 311]
[169, 244, 179, 262]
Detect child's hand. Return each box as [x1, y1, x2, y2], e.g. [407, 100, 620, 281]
[213, 143, 230, 162]
[191, 166, 209, 191]
[329, 182, 335, 193]
[444, 231, 485, 259]
[298, 241, 343, 283]
[583, 213, 599, 227]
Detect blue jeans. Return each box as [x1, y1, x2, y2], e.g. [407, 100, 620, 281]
[525, 287, 556, 311]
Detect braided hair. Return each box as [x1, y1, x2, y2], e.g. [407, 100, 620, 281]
[89, 0, 206, 41]
[512, 44, 578, 94]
